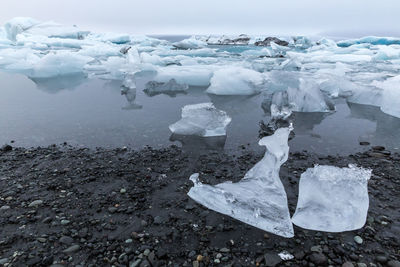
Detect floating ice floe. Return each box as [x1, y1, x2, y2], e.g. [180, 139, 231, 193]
[188, 127, 294, 238]
[292, 164, 371, 232]
[169, 103, 231, 137]
[371, 75, 400, 118]
[207, 67, 266, 95]
[337, 36, 400, 47]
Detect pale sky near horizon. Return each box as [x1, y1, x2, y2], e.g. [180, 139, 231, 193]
[1, 0, 399, 37]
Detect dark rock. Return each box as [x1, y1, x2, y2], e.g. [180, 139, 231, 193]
[1, 144, 12, 152]
[309, 253, 327, 265]
[59, 236, 73, 244]
[264, 253, 282, 267]
[255, 37, 289, 46]
[388, 260, 400, 267]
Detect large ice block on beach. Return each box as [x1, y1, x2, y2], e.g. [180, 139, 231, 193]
[188, 127, 294, 238]
[292, 164, 371, 232]
[169, 103, 231, 137]
[207, 67, 265, 95]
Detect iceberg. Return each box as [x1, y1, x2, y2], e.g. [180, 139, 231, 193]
[172, 37, 207, 50]
[207, 67, 265, 95]
[188, 127, 294, 238]
[153, 65, 213, 87]
[4, 17, 40, 41]
[29, 51, 92, 78]
[169, 103, 231, 137]
[254, 37, 289, 47]
[292, 164, 371, 232]
[338, 36, 400, 47]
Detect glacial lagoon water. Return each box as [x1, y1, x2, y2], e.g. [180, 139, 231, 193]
[1, 71, 399, 155]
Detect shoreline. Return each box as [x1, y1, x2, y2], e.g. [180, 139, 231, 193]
[0, 144, 399, 266]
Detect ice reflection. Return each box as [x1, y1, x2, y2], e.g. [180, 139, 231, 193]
[170, 133, 226, 153]
[29, 73, 88, 93]
[121, 86, 142, 110]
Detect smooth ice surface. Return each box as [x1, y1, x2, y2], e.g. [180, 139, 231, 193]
[292, 164, 371, 232]
[169, 103, 231, 137]
[188, 127, 294, 238]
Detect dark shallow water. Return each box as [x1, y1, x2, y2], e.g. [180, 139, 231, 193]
[1, 72, 399, 155]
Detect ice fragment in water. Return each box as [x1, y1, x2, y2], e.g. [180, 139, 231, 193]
[169, 103, 231, 137]
[187, 127, 294, 238]
[172, 37, 207, 49]
[207, 67, 265, 95]
[292, 164, 371, 232]
[144, 79, 188, 96]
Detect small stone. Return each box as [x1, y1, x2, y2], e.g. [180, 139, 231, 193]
[375, 255, 387, 263]
[264, 253, 282, 267]
[125, 239, 133, 244]
[130, 259, 142, 267]
[196, 255, 203, 262]
[0, 258, 8, 265]
[108, 207, 117, 213]
[143, 249, 150, 257]
[310, 245, 322, 253]
[220, 248, 230, 253]
[61, 219, 70, 225]
[372, 146, 385, 151]
[342, 262, 354, 267]
[0, 205, 10, 210]
[63, 244, 80, 253]
[120, 188, 127, 194]
[192, 261, 199, 267]
[60, 236, 74, 244]
[1, 144, 12, 152]
[388, 260, 400, 267]
[214, 259, 220, 263]
[37, 237, 46, 243]
[359, 142, 370, 146]
[357, 263, 367, 267]
[28, 200, 43, 207]
[309, 253, 327, 265]
[216, 253, 222, 259]
[354, 236, 363, 244]
[118, 253, 128, 264]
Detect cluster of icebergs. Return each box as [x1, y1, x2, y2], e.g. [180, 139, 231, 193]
[1, 17, 400, 119]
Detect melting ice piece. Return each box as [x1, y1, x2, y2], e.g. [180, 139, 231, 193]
[292, 164, 372, 232]
[187, 127, 294, 238]
[169, 103, 231, 137]
[371, 75, 400, 118]
[207, 67, 265, 95]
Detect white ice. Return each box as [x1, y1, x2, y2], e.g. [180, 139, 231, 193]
[292, 164, 371, 232]
[187, 127, 294, 238]
[371, 75, 400, 118]
[169, 103, 231, 137]
[207, 67, 265, 95]
[173, 37, 207, 50]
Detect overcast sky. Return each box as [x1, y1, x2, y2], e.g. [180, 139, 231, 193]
[1, 0, 399, 37]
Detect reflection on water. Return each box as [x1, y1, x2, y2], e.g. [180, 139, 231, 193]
[0, 71, 399, 155]
[170, 134, 226, 153]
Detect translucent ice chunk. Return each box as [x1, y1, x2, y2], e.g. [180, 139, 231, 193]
[207, 67, 265, 95]
[4, 17, 40, 41]
[371, 75, 400, 118]
[292, 164, 371, 232]
[187, 127, 294, 238]
[169, 103, 231, 137]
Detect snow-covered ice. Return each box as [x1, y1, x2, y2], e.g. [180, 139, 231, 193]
[187, 127, 294, 238]
[169, 103, 232, 137]
[292, 164, 371, 232]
